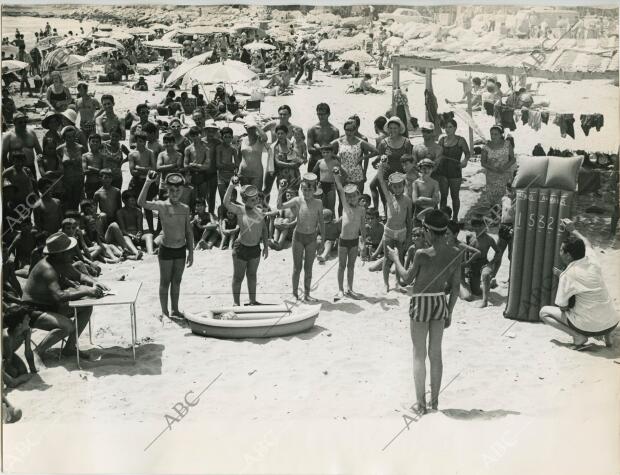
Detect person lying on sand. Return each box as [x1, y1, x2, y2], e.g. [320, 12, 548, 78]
[539, 220, 618, 350]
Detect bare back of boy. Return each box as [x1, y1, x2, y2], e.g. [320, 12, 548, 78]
[410, 246, 461, 294]
[34, 198, 62, 234]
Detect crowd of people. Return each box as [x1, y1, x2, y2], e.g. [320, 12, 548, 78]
[2, 17, 618, 424]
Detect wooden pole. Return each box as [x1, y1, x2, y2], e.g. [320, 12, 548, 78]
[466, 90, 474, 151]
[392, 59, 400, 116]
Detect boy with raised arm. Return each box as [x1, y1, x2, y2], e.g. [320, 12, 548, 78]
[224, 177, 269, 306]
[377, 161, 413, 293]
[386, 210, 461, 414]
[333, 166, 365, 301]
[138, 171, 193, 320]
[277, 173, 325, 302]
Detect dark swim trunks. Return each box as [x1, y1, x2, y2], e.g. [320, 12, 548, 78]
[232, 241, 261, 261]
[338, 236, 359, 250]
[567, 319, 618, 338]
[22, 301, 61, 327]
[158, 244, 187, 260]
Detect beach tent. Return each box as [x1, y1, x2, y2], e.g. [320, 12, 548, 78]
[243, 42, 276, 51]
[56, 37, 84, 48]
[110, 31, 134, 41]
[94, 37, 125, 50]
[340, 50, 373, 63]
[181, 60, 257, 88]
[1, 60, 29, 74]
[164, 51, 213, 87]
[37, 35, 63, 51]
[1, 44, 19, 56]
[41, 49, 86, 86]
[85, 46, 118, 61]
[142, 40, 183, 50]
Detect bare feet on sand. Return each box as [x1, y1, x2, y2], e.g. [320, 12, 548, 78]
[474, 300, 489, 308]
[333, 291, 344, 302]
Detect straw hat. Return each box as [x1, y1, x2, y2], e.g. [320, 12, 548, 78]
[60, 125, 77, 137]
[241, 185, 258, 198]
[384, 116, 405, 134]
[417, 158, 434, 168]
[43, 232, 77, 254]
[60, 109, 78, 126]
[204, 119, 219, 130]
[302, 172, 317, 183]
[344, 184, 358, 194]
[41, 110, 63, 129]
[165, 173, 185, 186]
[388, 172, 406, 184]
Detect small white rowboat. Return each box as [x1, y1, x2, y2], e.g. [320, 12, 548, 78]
[186, 304, 320, 339]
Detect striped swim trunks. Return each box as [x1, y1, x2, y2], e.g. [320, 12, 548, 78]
[409, 293, 448, 322]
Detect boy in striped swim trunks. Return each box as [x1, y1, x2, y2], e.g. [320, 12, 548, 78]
[387, 210, 461, 415]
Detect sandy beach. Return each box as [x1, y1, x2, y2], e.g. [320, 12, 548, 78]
[2, 9, 620, 473]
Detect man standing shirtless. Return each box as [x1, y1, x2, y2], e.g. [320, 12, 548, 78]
[1, 112, 42, 176]
[306, 103, 339, 173]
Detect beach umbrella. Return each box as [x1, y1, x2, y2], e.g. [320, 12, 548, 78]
[142, 39, 183, 50]
[85, 46, 117, 60]
[150, 23, 171, 31]
[128, 27, 152, 36]
[243, 41, 276, 51]
[1, 60, 29, 74]
[318, 38, 350, 53]
[340, 50, 374, 63]
[42, 49, 87, 71]
[351, 32, 371, 44]
[383, 36, 404, 48]
[182, 60, 258, 88]
[1, 44, 19, 56]
[164, 51, 213, 87]
[95, 37, 125, 50]
[92, 31, 111, 38]
[110, 31, 134, 41]
[56, 36, 84, 48]
[37, 35, 62, 50]
[341, 17, 367, 28]
[232, 25, 267, 38]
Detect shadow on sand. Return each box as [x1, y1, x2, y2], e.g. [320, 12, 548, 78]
[441, 408, 520, 420]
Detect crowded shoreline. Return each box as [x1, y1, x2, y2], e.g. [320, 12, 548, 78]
[2, 5, 620, 474]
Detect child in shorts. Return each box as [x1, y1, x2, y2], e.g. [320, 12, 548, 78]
[193, 200, 220, 250]
[317, 209, 341, 263]
[138, 172, 193, 320]
[224, 178, 269, 306]
[333, 166, 366, 300]
[411, 158, 440, 224]
[466, 217, 498, 308]
[377, 162, 413, 292]
[363, 207, 384, 260]
[276, 173, 324, 301]
[220, 209, 240, 250]
[270, 187, 298, 250]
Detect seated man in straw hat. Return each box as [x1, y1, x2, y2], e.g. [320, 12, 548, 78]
[21, 231, 109, 362]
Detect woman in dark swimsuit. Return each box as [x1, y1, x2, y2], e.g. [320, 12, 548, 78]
[437, 119, 470, 221]
[370, 117, 412, 218]
[45, 72, 72, 112]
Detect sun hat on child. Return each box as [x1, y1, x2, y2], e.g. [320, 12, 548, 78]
[388, 172, 406, 184]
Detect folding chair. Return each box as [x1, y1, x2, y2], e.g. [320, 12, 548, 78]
[245, 100, 261, 113]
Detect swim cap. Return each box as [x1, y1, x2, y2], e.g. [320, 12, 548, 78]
[241, 185, 258, 198]
[388, 172, 405, 184]
[165, 173, 185, 186]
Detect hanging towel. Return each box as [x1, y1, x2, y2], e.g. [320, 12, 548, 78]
[494, 103, 517, 131]
[580, 114, 604, 136]
[541, 111, 550, 124]
[528, 110, 542, 131]
[521, 107, 529, 125]
[553, 113, 575, 139]
[425, 88, 439, 129]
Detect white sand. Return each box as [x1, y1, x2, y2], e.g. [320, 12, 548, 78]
[3, 66, 620, 474]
